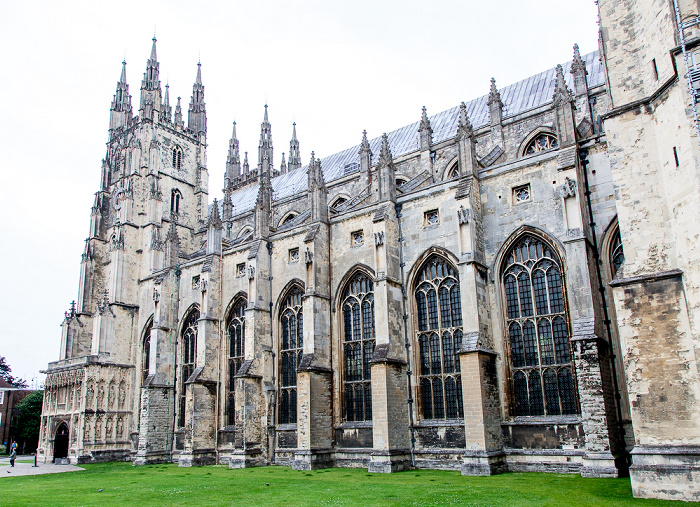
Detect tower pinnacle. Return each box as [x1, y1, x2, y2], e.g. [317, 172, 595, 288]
[109, 61, 133, 133]
[139, 37, 161, 120]
[258, 105, 273, 173]
[288, 122, 301, 171]
[188, 62, 206, 135]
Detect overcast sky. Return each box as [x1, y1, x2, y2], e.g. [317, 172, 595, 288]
[0, 1, 599, 387]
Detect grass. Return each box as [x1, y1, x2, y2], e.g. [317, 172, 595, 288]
[0, 459, 35, 466]
[1, 462, 695, 506]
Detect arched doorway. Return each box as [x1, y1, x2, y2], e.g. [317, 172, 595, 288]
[54, 422, 69, 462]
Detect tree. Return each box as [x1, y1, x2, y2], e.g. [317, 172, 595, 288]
[0, 356, 28, 388]
[10, 390, 43, 453]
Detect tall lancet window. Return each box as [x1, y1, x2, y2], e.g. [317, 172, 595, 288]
[142, 319, 153, 384]
[178, 308, 199, 427]
[226, 298, 246, 426]
[609, 227, 624, 277]
[502, 235, 578, 416]
[414, 256, 464, 420]
[341, 272, 376, 422]
[279, 286, 304, 425]
[172, 147, 182, 170]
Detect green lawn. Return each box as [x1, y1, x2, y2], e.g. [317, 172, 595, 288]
[0, 459, 35, 466]
[2, 462, 695, 506]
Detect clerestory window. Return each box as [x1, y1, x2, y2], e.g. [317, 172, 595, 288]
[524, 133, 558, 156]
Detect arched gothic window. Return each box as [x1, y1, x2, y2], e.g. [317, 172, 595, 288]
[502, 235, 578, 416]
[524, 133, 558, 156]
[178, 308, 199, 427]
[172, 147, 183, 170]
[227, 299, 246, 426]
[341, 273, 375, 422]
[142, 320, 152, 383]
[329, 196, 348, 211]
[609, 227, 624, 277]
[281, 213, 298, 226]
[279, 286, 304, 425]
[171, 189, 181, 215]
[446, 162, 459, 180]
[414, 256, 464, 419]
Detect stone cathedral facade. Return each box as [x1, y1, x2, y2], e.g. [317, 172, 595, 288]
[38, 0, 700, 501]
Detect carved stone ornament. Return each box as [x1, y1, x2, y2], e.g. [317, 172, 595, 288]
[153, 288, 160, 302]
[200, 279, 207, 292]
[248, 265, 255, 280]
[374, 231, 385, 246]
[305, 248, 313, 266]
[458, 205, 471, 225]
[560, 177, 577, 198]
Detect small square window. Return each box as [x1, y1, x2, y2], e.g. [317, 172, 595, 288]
[236, 263, 246, 277]
[424, 209, 440, 226]
[513, 184, 531, 203]
[351, 230, 364, 246]
[289, 248, 300, 263]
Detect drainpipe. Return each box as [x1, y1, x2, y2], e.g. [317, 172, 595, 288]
[267, 240, 276, 463]
[395, 202, 416, 467]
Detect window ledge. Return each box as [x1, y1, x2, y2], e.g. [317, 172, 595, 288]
[413, 418, 464, 428]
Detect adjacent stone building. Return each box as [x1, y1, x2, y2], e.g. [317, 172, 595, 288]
[38, 0, 700, 501]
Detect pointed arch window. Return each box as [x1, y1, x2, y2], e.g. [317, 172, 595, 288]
[171, 189, 182, 215]
[142, 320, 152, 383]
[341, 272, 376, 422]
[414, 256, 464, 420]
[502, 235, 578, 416]
[609, 227, 624, 277]
[227, 298, 246, 426]
[279, 286, 304, 425]
[524, 133, 558, 156]
[172, 147, 183, 170]
[178, 308, 199, 427]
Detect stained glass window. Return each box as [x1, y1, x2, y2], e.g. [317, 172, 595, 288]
[279, 287, 304, 424]
[610, 227, 624, 276]
[179, 308, 199, 427]
[342, 273, 375, 421]
[524, 133, 558, 155]
[226, 298, 246, 426]
[414, 256, 464, 420]
[502, 235, 578, 416]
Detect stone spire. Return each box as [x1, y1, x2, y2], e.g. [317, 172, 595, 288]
[376, 133, 396, 202]
[288, 122, 302, 171]
[224, 121, 241, 189]
[571, 43, 589, 96]
[258, 105, 273, 173]
[487, 77, 503, 125]
[174, 97, 183, 127]
[188, 62, 206, 136]
[254, 160, 272, 238]
[418, 106, 433, 150]
[206, 199, 223, 255]
[552, 64, 576, 147]
[109, 61, 133, 133]
[280, 152, 287, 173]
[161, 83, 172, 123]
[139, 37, 162, 120]
[456, 101, 474, 140]
[307, 152, 328, 223]
[243, 152, 250, 175]
[552, 64, 574, 107]
[359, 130, 373, 188]
[222, 188, 233, 222]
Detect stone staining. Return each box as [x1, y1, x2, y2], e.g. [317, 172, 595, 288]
[38, 17, 700, 501]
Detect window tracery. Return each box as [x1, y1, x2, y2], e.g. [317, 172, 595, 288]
[279, 286, 304, 425]
[524, 133, 558, 156]
[179, 308, 199, 427]
[502, 235, 577, 416]
[610, 227, 624, 276]
[171, 189, 181, 215]
[142, 320, 152, 383]
[227, 299, 246, 426]
[172, 147, 183, 170]
[341, 272, 375, 422]
[414, 256, 464, 419]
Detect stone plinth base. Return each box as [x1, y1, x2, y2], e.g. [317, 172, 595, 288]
[629, 445, 700, 502]
[292, 449, 333, 470]
[368, 450, 412, 473]
[178, 448, 216, 467]
[581, 452, 619, 478]
[461, 450, 507, 476]
[228, 449, 264, 468]
[132, 450, 172, 465]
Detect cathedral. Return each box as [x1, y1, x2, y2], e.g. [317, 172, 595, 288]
[38, 0, 700, 501]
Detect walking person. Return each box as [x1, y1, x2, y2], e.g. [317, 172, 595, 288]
[9, 446, 16, 467]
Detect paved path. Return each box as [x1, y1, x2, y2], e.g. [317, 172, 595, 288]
[0, 455, 83, 477]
